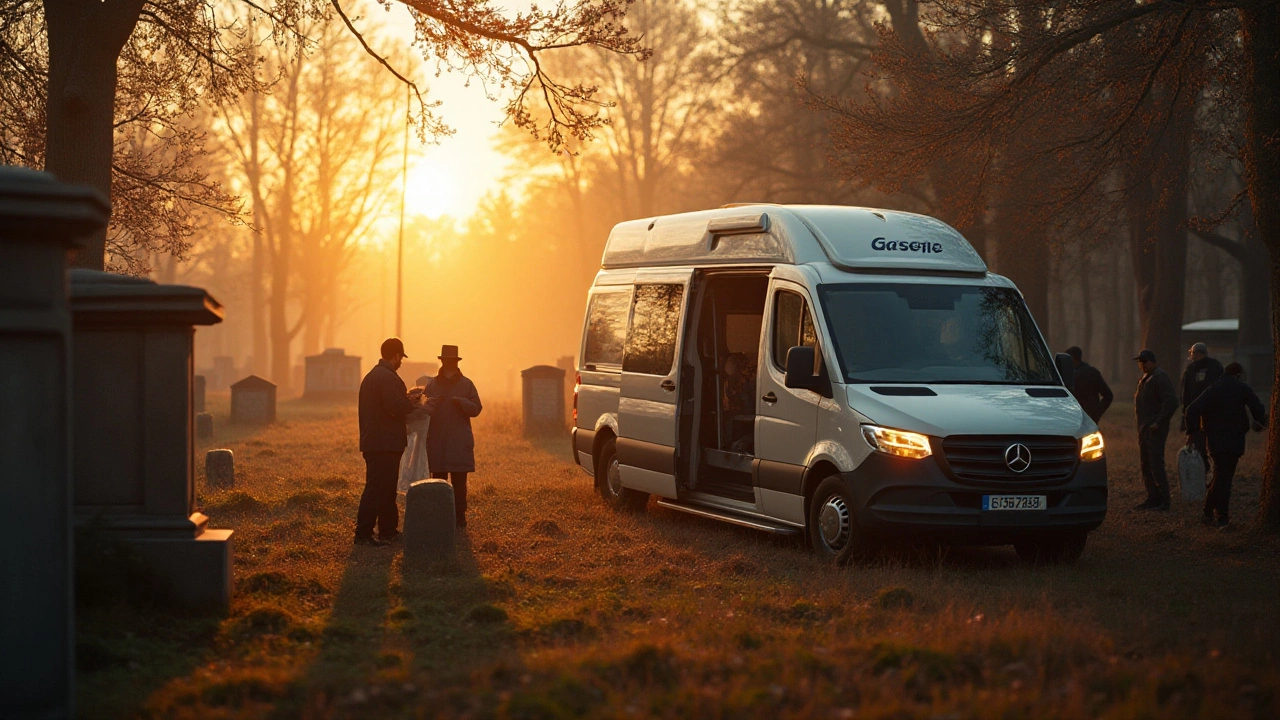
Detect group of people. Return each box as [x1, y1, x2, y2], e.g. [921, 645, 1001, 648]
[354, 338, 482, 547]
[1068, 343, 1267, 528]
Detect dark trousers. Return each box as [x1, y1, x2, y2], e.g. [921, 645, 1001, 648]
[1189, 431, 1211, 472]
[1138, 423, 1171, 504]
[356, 451, 401, 539]
[432, 471, 468, 520]
[1204, 453, 1241, 521]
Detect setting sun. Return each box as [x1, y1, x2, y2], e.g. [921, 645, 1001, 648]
[403, 157, 461, 219]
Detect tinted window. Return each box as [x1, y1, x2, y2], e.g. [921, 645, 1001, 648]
[623, 283, 685, 375]
[818, 283, 1056, 384]
[772, 290, 817, 369]
[583, 290, 632, 368]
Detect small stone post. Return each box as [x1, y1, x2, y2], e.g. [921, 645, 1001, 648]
[403, 480, 456, 564]
[205, 450, 235, 488]
[0, 167, 108, 719]
[196, 412, 214, 439]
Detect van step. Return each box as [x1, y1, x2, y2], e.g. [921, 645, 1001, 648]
[656, 499, 804, 536]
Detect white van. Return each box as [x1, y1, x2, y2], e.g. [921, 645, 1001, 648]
[571, 205, 1107, 564]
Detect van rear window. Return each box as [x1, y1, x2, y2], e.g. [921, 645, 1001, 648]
[583, 290, 632, 369]
[623, 283, 685, 376]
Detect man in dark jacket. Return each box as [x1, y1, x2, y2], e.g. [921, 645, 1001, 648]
[1179, 342, 1224, 472]
[355, 338, 420, 546]
[424, 345, 482, 528]
[1185, 363, 1267, 528]
[1066, 346, 1113, 423]
[1133, 349, 1179, 511]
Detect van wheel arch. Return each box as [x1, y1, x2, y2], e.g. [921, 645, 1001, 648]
[801, 460, 842, 522]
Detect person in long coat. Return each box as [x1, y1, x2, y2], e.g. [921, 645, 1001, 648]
[424, 345, 482, 527]
[355, 338, 420, 546]
[1185, 362, 1267, 528]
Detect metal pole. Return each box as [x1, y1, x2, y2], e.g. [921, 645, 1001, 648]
[396, 83, 409, 338]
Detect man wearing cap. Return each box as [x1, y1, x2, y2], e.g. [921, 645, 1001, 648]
[1185, 363, 1267, 528]
[423, 345, 483, 528]
[1065, 346, 1113, 423]
[355, 338, 422, 546]
[1179, 342, 1224, 473]
[1132, 349, 1179, 511]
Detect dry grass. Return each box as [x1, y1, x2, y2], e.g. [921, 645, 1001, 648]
[75, 395, 1280, 719]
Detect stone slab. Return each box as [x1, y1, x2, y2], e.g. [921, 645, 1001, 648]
[206, 449, 234, 488]
[129, 529, 233, 613]
[403, 480, 456, 564]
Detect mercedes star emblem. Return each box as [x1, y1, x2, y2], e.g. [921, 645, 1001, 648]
[1004, 443, 1032, 473]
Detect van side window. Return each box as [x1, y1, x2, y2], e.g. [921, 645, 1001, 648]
[772, 290, 817, 369]
[583, 289, 632, 369]
[623, 283, 685, 376]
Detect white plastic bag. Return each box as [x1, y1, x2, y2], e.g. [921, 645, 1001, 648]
[1177, 445, 1207, 503]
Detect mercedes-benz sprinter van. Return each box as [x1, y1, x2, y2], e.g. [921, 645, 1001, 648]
[571, 205, 1107, 564]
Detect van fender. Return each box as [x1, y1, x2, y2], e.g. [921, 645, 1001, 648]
[800, 441, 859, 508]
[577, 414, 620, 482]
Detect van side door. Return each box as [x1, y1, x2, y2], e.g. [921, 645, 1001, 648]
[755, 281, 821, 525]
[617, 272, 694, 498]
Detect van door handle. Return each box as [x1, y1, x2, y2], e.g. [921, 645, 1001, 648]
[660, 379, 676, 392]
[762, 392, 778, 404]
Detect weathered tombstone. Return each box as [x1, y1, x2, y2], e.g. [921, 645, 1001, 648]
[230, 374, 276, 424]
[303, 348, 362, 401]
[403, 480, 456, 564]
[196, 412, 214, 439]
[205, 450, 235, 488]
[522, 365, 567, 436]
[0, 166, 107, 720]
[70, 268, 232, 613]
[193, 374, 207, 413]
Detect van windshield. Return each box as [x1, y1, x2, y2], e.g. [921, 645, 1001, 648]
[818, 283, 1059, 385]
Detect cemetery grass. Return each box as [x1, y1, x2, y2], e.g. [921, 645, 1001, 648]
[75, 398, 1280, 719]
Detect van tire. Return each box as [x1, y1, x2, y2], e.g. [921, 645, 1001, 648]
[808, 475, 871, 565]
[596, 437, 648, 511]
[1013, 531, 1087, 565]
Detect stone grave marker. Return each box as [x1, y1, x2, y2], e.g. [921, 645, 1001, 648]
[403, 480, 456, 563]
[0, 165, 107, 719]
[206, 450, 234, 488]
[70, 268, 232, 613]
[231, 374, 276, 424]
[521, 365, 566, 436]
[303, 348, 362, 401]
[196, 412, 214, 439]
[194, 373, 206, 413]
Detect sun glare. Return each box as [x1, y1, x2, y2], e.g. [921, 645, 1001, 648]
[403, 157, 460, 219]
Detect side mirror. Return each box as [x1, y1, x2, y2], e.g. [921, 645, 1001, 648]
[1055, 353, 1075, 390]
[784, 346, 819, 391]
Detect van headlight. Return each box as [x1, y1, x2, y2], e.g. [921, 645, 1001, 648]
[1080, 432, 1104, 461]
[862, 425, 932, 459]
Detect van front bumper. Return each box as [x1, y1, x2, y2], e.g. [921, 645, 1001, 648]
[845, 453, 1107, 543]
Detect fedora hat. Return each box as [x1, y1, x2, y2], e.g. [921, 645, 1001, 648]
[438, 344, 462, 360]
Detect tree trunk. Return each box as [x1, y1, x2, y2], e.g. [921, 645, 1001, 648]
[1239, 5, 1280, 527]
[43, 0, 145, 270]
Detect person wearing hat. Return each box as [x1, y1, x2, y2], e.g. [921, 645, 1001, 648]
[423, 345, 483, 528]
[1132, 349, 1179, 510]
[1179, 342, 1224, 473]
[1185, 362, 1267, 528]
[1065, 346, 1113, 423]
[355, 338, 423, 546]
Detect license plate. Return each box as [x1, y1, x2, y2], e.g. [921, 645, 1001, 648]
[982, 495, 1046, 511]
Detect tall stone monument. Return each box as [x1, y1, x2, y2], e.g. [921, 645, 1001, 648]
[70, 269, 232, 612]
[521, 365, 567, 436]
[303, 348, 361, 401]
[0, 167, 107, 719]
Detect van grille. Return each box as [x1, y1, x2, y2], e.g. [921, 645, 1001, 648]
[938, 435, 1078, 485]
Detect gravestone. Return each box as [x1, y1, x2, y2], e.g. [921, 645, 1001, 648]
[304, 348, 362, 401]
[403, 480, 456, 564]
[196, 413, 214, 439]
[521, 365, 567, 436]
[70, 268, 232, 613]
[0, 166, 107, 719]
[206, 450, 235, 488]
[194, 374, 207, 413]
[230, 375, 276, 424]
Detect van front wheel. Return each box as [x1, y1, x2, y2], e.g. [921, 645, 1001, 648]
[808, 475, 870, 564]
[596, 437, 648, 512]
